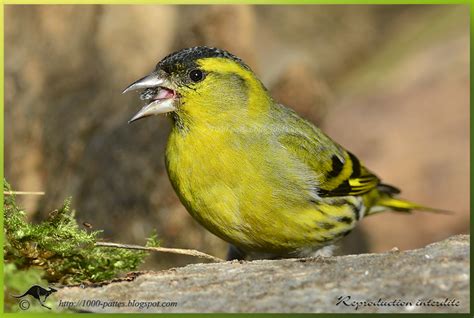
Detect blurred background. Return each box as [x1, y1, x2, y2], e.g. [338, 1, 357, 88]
[5, 5, 469, 269]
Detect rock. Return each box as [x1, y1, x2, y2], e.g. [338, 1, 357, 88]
[55, 235, 469, 313]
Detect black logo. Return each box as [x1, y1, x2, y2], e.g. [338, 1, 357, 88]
[11, 285, 58, 310]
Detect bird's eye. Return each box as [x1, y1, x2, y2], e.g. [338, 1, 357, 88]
[189, 69, 204, 82]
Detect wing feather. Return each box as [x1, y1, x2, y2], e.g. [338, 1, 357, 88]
[272, 103, 380, 197]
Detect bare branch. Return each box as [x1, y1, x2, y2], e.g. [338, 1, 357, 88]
[4, 191, 45, 196]
[95, 241, 224, 263]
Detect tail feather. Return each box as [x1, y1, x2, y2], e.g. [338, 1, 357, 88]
[375, 196, 452, 215]
[363, 183, 452, 215]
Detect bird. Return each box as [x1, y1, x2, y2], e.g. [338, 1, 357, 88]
[123, 46, 446, 260]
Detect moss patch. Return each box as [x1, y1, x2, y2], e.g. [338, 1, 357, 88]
[4, 179, 159, 311]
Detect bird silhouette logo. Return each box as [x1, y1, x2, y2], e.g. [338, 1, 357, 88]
[11, 285, 57, 310]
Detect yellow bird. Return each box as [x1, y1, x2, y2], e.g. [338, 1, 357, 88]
[124, 46, 444, 260]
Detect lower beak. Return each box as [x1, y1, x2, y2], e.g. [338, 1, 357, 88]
[128, 98, 176, 124]
[123, 72, 177, 123]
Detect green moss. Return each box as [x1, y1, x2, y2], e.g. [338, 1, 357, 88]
[4, 179, 159, 286]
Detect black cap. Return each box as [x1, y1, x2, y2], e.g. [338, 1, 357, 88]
[156, 46, 250, 74]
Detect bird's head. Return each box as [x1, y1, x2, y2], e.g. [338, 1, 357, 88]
[124, 46, 271, 125]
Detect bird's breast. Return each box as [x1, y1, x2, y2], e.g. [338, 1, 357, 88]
[164, 125, 358, 253]
[165, 126, 270, 246]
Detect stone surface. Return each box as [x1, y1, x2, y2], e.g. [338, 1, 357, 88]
[55, 235, 469, 313]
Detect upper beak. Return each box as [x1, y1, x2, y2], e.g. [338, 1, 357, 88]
[123, 72, 177, 123]
[122, 73, 165, 94]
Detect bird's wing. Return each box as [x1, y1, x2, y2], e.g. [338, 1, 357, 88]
[278, 130, 380, 198]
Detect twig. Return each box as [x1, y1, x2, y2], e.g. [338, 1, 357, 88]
[95, 241, 224, 263]
[4, 191, 45, 196]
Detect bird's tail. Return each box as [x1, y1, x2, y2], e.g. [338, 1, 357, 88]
[366, 184, 451, 215]
[375, 196, 451, 214]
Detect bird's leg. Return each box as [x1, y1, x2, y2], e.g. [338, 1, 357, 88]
[226, 244, 247, 260]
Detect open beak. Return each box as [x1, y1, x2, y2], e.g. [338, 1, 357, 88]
[123, 72, 177, 123]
